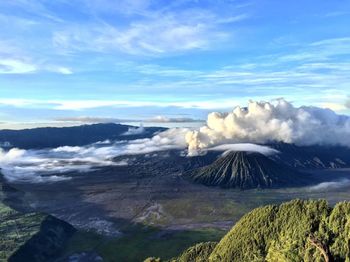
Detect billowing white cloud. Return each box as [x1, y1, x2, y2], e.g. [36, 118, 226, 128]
[2, 99, 350, 183]
[186, 99, 350, 155]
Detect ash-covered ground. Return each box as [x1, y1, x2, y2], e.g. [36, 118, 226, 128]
[7, 150, 350, 237]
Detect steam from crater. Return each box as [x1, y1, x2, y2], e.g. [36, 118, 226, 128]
[186, 99, 350, 155]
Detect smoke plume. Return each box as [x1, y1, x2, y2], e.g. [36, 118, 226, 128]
[186, 99, 350, 155]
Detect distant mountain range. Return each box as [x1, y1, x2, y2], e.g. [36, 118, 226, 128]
[0, 123, 165, 149]
[269, 142, 350, 169]
[1, 123, 350, 190]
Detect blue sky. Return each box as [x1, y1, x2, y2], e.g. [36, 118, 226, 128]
[0, 0, 350, 128]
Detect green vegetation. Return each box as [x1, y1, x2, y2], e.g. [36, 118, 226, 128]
[169, 200, 350, 262]
[63, 226, 225, 262]
[0, 202, 46, 261]
[171, 242, 217, 262]
[0, 201, 76, 262]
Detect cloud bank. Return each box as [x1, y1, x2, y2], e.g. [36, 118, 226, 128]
[186, 99, 350, 154]
[148, 116, 204, 123]
[308, 179, 350, 191]
[0, 128, 188, 183]
[55, 116, 123, 123]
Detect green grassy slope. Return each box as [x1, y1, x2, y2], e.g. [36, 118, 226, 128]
[0, 201, 77, 262]
[170, 199, 350, 262]
[0, 202, 46, 261]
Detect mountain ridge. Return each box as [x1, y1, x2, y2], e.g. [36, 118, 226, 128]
[0, 123, 166, 149]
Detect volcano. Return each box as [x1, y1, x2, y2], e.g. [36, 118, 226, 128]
[185, 151, 309, 189]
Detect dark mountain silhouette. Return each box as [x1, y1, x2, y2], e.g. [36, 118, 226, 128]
[268, 142, 350, 168]
[0, 123, 165, 149]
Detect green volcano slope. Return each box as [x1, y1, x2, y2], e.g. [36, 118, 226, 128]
[185, 151, 308, 189]
[170, 199, 350, 262]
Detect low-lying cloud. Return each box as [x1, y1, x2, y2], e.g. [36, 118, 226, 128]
[208, 143, 279, 156]
[148, 116, 204, 123]
[186, 99, 350, 155]
[55, 116, 123, 123]
[122, 126, 146, 135]
[308, 179, 350, 191]
[0, 128, 188, 183]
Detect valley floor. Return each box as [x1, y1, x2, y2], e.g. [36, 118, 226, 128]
[4, 161, 350, 261]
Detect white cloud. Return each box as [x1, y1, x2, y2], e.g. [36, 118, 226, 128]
[51, 2, 246, 56]
[122, 126, 145, 135]
[308, 179, 350, 191]
[0, 98, 39, 107]
[346, 97, 350, 109]
[0, 0, 63, 23]
[319, 102, 347, 112]
[49, 66, 73, 75]
[0, 57, 72, 75]
[0, 39, 72, 75]
[54, 116, 122, 123]
[0, 98, 244, 110]
[80, 0, 153, 16]
[0, 146, 127, 183]
[53, 18, 227, 56]
[185, 99, 350, 154]
[148, 116, 203, 123]
[278, 37, 350, 62]
[0, 59, 37, 74]
[208, 143, 279, 156]
[0, 128, 189, 183]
